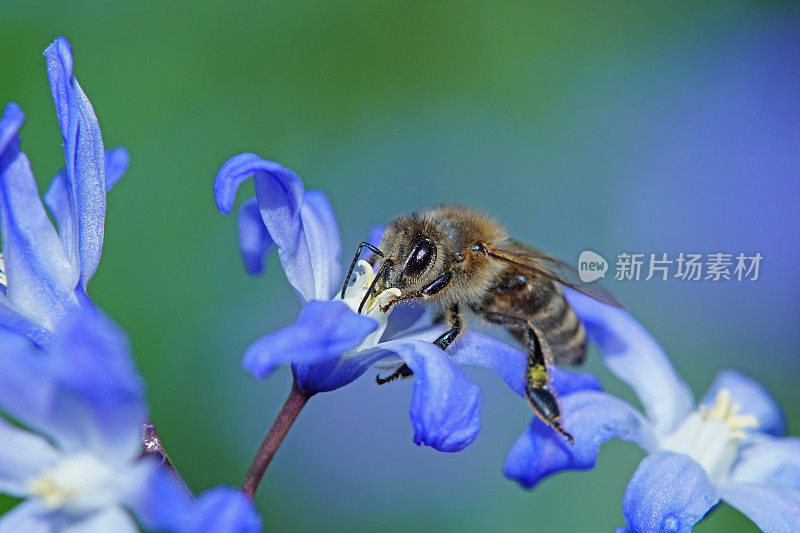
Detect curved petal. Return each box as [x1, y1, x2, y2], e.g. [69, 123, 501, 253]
[45, 36, 107, 288]
[450, 330, 601, 397]
[300, 190, 342, 300]
[0, 310, 145, 460]
[0, 417, 59, 497]
[236, 197, 273, 275]
[185, 487, 262, 533]
[732, 434, 800, 489]
[215, 153, 338, 301]
[504, 390, 655, 489]
[565, 289, 694, 436]
[0, 501, 53, 533]
[719, 483, 800, 533]
[701, 369, 786, 437]
[293, 345, 389, 394]
[0, 298, 51, 345]
[0, 146, 77, 329]
[0, 103, 24, 154]
[621, 451, 718, 533]
[45, 147, 129, 271]
[381, 339, 482, 452]
[244, 300, 377, 382]
[104, 146, 129, 192]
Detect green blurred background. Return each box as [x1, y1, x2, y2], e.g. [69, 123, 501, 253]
[2, 1, 799, 531]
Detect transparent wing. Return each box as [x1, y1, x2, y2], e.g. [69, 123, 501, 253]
[482, 240, 625, 308]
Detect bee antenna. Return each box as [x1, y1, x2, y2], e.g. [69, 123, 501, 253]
[341, 241, 384, 299]
[357, 259, 393, 314]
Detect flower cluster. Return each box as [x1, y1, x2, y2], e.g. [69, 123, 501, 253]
[504, 292, 800, 532]
[1, 32, 795, 533]
[0, 37, 260, 532]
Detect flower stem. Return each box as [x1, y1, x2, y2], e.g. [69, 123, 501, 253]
[242, 381, 311, 497]
[143, 420, 191, 496]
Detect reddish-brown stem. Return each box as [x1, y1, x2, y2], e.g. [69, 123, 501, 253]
[242, 382, 311, 497]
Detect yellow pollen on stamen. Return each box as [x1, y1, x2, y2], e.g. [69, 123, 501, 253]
[30, 476, 77, 509]
[699, 388, 759, 440]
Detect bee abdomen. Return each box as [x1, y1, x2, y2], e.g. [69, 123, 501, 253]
[529, 280, 588, 366]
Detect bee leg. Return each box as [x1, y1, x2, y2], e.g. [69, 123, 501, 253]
[482, 312, 574, 444]
[376, 304, 461, 386]
[376, 364, 413, 384]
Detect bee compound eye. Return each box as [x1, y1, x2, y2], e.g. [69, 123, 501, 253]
[402, 238, 436, 279]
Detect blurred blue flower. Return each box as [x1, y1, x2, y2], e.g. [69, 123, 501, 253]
[0, 36, 129, 345]
[0, 309, 185, 532]
[215, 153, 600, 452]
[505, 291, 800, 532]
[138, 473, 262, 533]
[0, 308, 263, 532]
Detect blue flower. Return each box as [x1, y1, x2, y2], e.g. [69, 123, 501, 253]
[504, 290, 800, 532]
[0, 36, 129, 345]
[214, 153, 600, 453]
[0, 308, 263, 532]
[0, 309, 173, 531]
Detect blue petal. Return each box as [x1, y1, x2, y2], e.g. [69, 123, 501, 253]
[126, 463, 192, 533]
[45, 36, 108, 288]
[66, 506, 139, 532]
[701, 369, 786, 437]
[720, 483, 800, 533]
[0, 106, 77, 331]
[565, 289, 694, 435]
[300, 190, 342, 300]
[244, 300, 377, 382]
[0, 501, 52, 532]
[132, 467, 262, 533]
[215, 154, 339, 301]
[732, 434, 800, 489]
[0, 103, 24, 153]
[381, 339, 482, 452]
[621, 452, 718, 533]
[0, 310, 146, 460]
[0, 417, 59, 497]
[0, 299, 51, 346]
[44, 147, 129, 275]
[104, 146, 129, 192]
[293, 345, 388, 394]
[184, 487, 262, 533]
[449, 330, 601, 397]
[236, 197, 273, 275]
[504, 390, 655, 489]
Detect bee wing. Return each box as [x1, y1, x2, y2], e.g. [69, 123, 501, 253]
[482, 242, 625, 308]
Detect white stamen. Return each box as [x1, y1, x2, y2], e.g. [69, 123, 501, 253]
[335, 260, 400, 352]
[28, 453, 116, 514]
[0, 253, 6, 288]
[659, 389, 758, 485]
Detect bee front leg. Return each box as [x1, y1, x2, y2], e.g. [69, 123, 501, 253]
[376, 274, 456, 386]
[376, 304, 461, 385]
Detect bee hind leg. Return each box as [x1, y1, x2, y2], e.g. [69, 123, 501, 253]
[482, 312, 574, 444]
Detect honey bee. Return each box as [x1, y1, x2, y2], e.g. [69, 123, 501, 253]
[341, 205, 623, 442]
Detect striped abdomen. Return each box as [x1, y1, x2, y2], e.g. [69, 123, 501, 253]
[474, 268, 587, 366]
